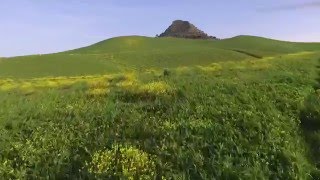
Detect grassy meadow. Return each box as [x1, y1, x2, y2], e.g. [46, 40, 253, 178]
[1, 35, 320, 78]
[0, 36, 320, 179]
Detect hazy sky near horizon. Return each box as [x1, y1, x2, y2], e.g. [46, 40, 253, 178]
[1, 0, 319, 57]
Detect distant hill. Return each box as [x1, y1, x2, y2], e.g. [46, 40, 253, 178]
[0, 35, 319, 78]
[158, 20, 216, 39]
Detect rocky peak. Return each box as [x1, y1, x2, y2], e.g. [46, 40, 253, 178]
[158, 20, 216, 40]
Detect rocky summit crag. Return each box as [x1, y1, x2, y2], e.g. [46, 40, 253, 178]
[159, 20, 216, 40]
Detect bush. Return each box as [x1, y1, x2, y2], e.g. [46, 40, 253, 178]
[87, 145, 156, 179]
[300, 93, 320, 130]
[163, 69, 170, 77]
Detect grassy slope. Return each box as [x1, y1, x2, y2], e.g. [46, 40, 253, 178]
[0, 52, 320, 179]
[213, 35, 320, 56]
[1, 35, 319, 78]
[0, 36, 320, 179]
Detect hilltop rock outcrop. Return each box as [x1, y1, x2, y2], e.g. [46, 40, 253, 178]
[158, 20, 217, 40]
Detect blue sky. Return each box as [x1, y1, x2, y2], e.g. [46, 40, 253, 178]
[1, 0, 319, 57]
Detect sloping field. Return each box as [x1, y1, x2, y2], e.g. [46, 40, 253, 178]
[1, 36, 319, 78]
[0, 51, 320, 179]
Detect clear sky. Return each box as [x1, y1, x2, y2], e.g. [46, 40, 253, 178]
[1, 0, 319, 57]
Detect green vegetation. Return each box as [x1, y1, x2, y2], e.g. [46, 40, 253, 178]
[1, 36, 320, 78]
[300, 59, 320, 177]
[0, 36, 320, 179]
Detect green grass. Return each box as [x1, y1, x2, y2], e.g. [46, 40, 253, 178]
[1, 36, 320, 78]
[1, 51, 320, 179]
[213, 35, 320, 57]
[1, 36, 320, 179]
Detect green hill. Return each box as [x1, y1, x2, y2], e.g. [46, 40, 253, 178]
[1, 35, 319, 78]
[1, 35, 320, 179]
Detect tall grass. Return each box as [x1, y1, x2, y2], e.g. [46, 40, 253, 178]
[0, 53, 320, 179]
[299, 58, 320, 178]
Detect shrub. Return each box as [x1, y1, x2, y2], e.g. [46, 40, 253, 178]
[300, 93, 320, 130]
[87, 145, 156, 179]
[163, 69, 170, 76]
[140, 81, 174, 95]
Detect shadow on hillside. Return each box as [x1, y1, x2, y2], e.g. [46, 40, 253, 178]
[315, 58, 320, 90]
[299, 57, 320, 178]
[231, 49, 263, 59]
